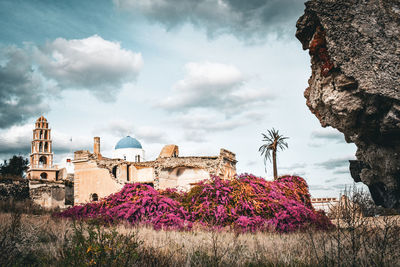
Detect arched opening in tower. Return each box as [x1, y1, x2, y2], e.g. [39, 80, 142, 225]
[39, 156, 47, 167]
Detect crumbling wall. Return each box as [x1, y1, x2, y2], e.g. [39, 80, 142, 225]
[29, 180, 66, 209]
[73, 147, 237, 203]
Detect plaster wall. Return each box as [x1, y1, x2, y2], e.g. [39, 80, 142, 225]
[159, 167, 210, 191]
[74, 160, 123, 204]
[130, 166, 154, 183]
[113, 148, 144, 162]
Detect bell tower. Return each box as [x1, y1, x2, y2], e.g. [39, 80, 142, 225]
[27, 116, 58, 180]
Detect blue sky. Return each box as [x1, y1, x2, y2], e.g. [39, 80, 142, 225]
[0, 0, 363, 197]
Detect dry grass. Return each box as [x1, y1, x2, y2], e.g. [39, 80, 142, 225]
[1, 212, 400, 266]
[1, 186, 400, 266]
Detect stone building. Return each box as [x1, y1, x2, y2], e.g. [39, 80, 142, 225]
[25, 116, 74, 209]
[73, 137, 237, 204]
[24, 116, 237, 206]
[26, 116, 58, 180]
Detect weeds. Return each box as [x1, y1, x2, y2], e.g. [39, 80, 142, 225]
[1, 187, 400, 266]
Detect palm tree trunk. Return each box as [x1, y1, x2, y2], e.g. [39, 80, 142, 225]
[273, 149, 277, 180]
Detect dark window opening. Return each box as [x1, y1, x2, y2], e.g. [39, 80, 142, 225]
[112, 166, 117, 178]
[40, 172, 47, 179]
[39, 156, 47, 167]
[44, 142, 48, 152]
[127, 165, 130, 181]
[176, 168, 184, 176]
[91, 193, 98, 202]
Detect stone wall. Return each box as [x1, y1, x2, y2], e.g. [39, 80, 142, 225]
[73, 147, 237, 204]
[0, 177, 73, 209]
[0, 178, 29, 201]
[29, 180, 70, 209]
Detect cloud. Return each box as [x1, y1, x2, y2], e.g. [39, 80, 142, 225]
[0, 46, 51, 128]
[309, 128, 346, 147]
[158, 62, 274, 116]
[315, 156, 354, 170]
[333, 168, 350, 175]
[157, 62, 273, 140]
[324, 178, 336, 183]
[135, 126, 170, 144]
[0, 123, 91, 161]
[174, 108, 266, 142]
[280, 162, 307, 170]
[95, 120, 170, 144]
[0, 35, 143, 129]
[114, 0, 304, 39]
[34, 35, 143, 100]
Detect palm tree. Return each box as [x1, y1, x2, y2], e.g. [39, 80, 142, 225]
[259, 128, 289, 180]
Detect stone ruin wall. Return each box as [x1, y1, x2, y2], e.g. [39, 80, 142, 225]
[0, 177, 73, 209]
[73, 148, 237, 204]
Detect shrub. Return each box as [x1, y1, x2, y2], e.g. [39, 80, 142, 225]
[59, 220, 141, 266]
[57, 174, 333, 232]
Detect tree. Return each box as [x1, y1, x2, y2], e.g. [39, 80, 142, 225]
[259, 128, 288, 180]
[0, 155, 29, 177]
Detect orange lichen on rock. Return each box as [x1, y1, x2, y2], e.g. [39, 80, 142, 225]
[309, 26, 334, 77]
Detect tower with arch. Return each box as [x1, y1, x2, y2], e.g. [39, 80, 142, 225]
[27, 116, 58, 180]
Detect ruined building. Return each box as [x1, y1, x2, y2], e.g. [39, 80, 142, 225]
[24, 116, 73, 208]
[73, 137, 237, 204]
[24, 116, 237, 206]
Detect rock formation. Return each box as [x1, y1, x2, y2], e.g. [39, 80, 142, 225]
[296, 0, 400, 209]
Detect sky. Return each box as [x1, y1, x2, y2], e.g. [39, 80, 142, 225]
[0, 0, 365, 197]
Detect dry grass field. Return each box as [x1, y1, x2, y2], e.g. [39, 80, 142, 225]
[1, 209, 400, 266]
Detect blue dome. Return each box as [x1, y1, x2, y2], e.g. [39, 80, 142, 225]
[115, 136, 142, 149]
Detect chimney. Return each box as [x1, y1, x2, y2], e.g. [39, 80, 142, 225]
[94, 137, 100, 155]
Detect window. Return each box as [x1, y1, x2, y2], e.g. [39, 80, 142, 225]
[127, 165, 130, 181]
[91, 193, 98, 202]
[123, 155, 126, 160]
[39, 156, 47, 167]
[112, 166, 117, 178]
[40, 172, 47, 179]
[135, 155, 141, 162]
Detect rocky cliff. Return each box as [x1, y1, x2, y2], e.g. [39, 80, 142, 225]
[296, 0, 400, 209]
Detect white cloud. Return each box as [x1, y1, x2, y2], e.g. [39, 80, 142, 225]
[34, 35, 143, 100]
[158, 61, 244, 110]
[0, 36, 144, 129]
[158, 61, 273, 115]
[309, 127, 346, 147]
[94, 119, 170, 144]
[315, 156, 355, 170]
[0, 123, 91, 161]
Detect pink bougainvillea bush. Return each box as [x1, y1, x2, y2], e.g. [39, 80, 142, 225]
[56, 174, 332, 232]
